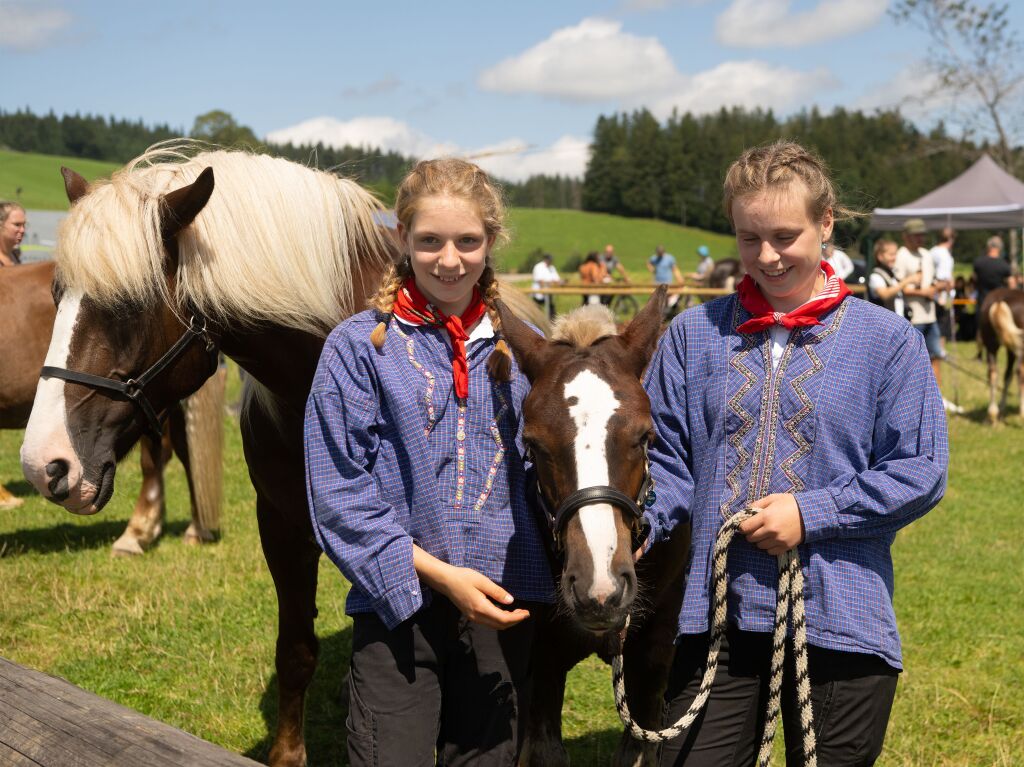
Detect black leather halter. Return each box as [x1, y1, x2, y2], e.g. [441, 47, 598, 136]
[40, 313, 218, 442]
[530, 451, 655, 556]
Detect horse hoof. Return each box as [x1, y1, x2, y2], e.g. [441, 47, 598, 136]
[111, 534, 146, 557]
[184, 524, 218, 545]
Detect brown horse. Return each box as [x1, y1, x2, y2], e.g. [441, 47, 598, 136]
[978, 287, 1024, 423]
[19, 146, 399, 767]
[0, 260, 224, 551]
[498, 290, 690, 767]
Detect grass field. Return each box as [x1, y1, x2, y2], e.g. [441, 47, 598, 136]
[0, 150, 119, 210]
[1, 344, 1022, 765]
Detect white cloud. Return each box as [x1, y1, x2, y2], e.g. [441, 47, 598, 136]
[0, 2, 71, 50]
[478, 17, 677, 102]
[470, 136, 591, 181]
[266, 116, 458, 160]
[649, 60, 838, 117]
[266, 117, 590, 181]
[715, 0, 888, 48]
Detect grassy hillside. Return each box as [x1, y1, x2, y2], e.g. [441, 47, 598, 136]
[500, 207, 737, 277]
[0, 150, 119, 210]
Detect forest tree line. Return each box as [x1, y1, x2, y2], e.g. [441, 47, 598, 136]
[0, 105, 1009, 248]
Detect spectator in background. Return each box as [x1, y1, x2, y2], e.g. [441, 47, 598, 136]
[972, 235, 1012, 312]
[868, 238, 919, 319]
[579, 251, 608, 306]
[531, 252, 561, 319]
[647, 244, 684, 315]
[0, 202, 26, 266]
[823, 242, 854, 280]
[896, 218, 961, 412]
[930, 228, 956, 343]
[685, 244, 715, 285]
[598, 243, 630, 306]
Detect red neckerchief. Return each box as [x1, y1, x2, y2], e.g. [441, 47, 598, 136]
[392, 278, 487, 402]
[736, 260, 850, 334]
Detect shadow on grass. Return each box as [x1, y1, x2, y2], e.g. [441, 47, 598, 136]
[954, 405, 1023, 427]
[0, 518, 192, 557]
[245, 625, 354, 766]
[564, 727, 626, 765]
[2, 479, 38, 498]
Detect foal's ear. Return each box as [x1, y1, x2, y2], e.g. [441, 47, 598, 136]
[495, 299, 548, 383]
[61, 167, 89, 204]
[160, 167, 215, 241]
[620, 285, 668, 378]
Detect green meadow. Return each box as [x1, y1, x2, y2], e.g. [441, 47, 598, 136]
[1, 346, 1022, 765]
[0, 150, 119, 210]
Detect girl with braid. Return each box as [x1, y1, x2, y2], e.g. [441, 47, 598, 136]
[304, 158, 553, 766]
[641, 141, 948, 766]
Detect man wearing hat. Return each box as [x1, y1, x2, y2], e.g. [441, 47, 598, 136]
[896, 217, 954, 406]
[686, 244, 715, 286]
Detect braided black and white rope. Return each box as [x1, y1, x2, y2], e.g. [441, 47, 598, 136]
[611, 507, 817, 767]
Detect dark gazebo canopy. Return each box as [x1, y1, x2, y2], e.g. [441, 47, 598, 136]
[871, 154, 1024, 231]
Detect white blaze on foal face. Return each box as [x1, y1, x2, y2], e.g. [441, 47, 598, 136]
[564, 368, 620, 599]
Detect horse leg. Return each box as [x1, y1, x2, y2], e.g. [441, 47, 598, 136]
[0, 484, 23, 509]
[520, 614, 592, 767]
[258, 493, 321, 767]
[111, 430, 171, 556]
[1017, 351, 1024, 419]
[987, 349, 1000, 424]
[170, 371, 226, 545]
[1001, 349, 1015, 419]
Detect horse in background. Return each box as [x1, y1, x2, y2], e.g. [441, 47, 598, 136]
[708, 257, 743, 291]
[978, 287, 1024, 423]
[0, 260, 224, 550]
[498, 290, 689, 767]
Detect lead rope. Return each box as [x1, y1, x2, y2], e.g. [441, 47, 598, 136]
[611, 506, 817, 767]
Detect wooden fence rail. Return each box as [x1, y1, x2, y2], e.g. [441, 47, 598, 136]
[0, 656, 260, 767]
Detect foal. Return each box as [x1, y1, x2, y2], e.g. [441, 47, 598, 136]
[978, 287, 1024, 423]
[498, 289, 690, 767]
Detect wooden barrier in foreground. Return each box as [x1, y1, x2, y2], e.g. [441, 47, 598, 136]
[524, 282, 867, 298]
[0, 656, 260, 766]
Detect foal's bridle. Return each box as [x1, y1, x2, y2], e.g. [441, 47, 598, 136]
[40, 312, 219, 442]
[530, 450, 656, 556]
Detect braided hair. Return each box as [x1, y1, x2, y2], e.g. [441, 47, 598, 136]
[369, 158, 512, 382]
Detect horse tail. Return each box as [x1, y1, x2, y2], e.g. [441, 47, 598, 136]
[183, 368, 226, 534]
[497, 280, 552, 336]
[989, 300, 1024, 355]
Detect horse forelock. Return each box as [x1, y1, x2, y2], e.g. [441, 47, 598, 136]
[551, 304, 618, 348]
[55, 141, 397, 336]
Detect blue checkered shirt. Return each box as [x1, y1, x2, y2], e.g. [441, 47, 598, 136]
[305, 310, 554, 629]
[643, 294, 948, 668]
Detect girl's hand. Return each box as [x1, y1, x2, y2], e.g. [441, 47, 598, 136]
[413, 545, 530, 630]
[738, 494, 805, 556]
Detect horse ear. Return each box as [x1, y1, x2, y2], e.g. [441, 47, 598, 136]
[495, 298, 548, 383]
[160, 167, 215, 241]
[620, 285, 668, 378]
[60, 167, 89, 204]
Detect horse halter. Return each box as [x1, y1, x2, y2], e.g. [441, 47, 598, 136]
[40, 312, 218, 443]
[531, 450, 655, 555]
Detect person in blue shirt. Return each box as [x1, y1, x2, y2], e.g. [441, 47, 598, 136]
[643, 141, 948, 767]
[305, 158, 553, 766]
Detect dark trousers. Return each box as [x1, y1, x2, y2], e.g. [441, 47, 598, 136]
[347, 597, 543, 767]
[658, 627, 899, 767]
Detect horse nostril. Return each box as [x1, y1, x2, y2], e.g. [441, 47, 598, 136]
[46, 459, 71, 501]
[46, 459, 69, 480]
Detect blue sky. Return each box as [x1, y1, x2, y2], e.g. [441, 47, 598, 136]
[5, 0, 1023, 180]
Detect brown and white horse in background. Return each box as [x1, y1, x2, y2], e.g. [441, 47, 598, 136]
[499, 290, 690, 767]
[978, 287, 1024, 423]
[0, 260, 224, 550]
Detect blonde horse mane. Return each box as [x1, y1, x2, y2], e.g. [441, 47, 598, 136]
[56, 141, 398, 336]
[550, 304, 618, 347]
